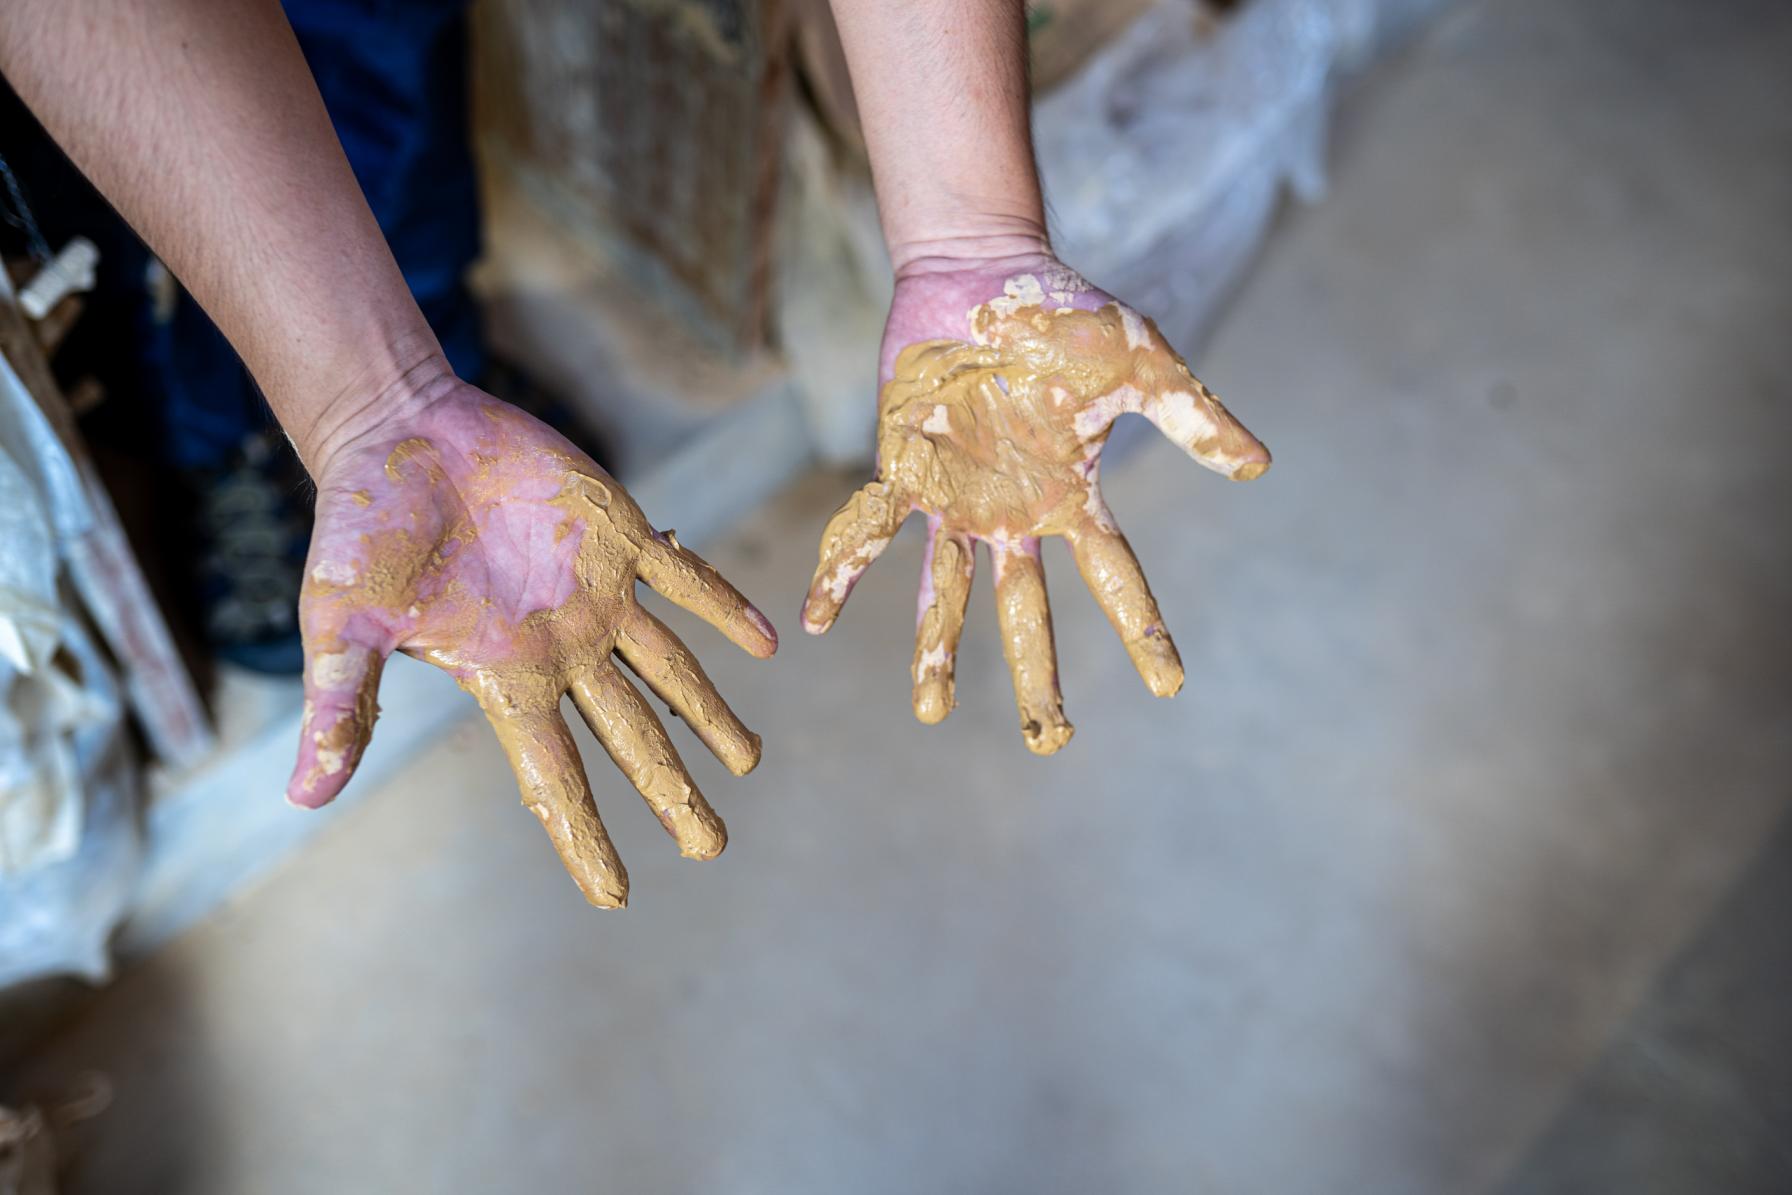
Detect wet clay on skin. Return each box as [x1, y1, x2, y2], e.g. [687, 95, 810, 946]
[291, 399, 775, 908]
[805, 284, 1269, 755]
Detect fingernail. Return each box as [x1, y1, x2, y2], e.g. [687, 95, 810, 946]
[726, 730, 763, 777]
[664, 803, 728, 861]
[800, 601, 834, 635]
[745, 606, 779, 650]
[283, 778, 330, 810]
[913, 675, 955, 724]
[581, 870, 630, 909]
[1130, 632, 1185, 698]
[1021, 712, 1075, 756]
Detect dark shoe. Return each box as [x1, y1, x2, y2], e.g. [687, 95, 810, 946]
[188, 430, 311, 675]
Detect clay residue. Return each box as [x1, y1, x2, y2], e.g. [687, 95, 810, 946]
[297, 403, 770, 908]
[912, 529, 974, 724]
[292, 645, 380, 798]
[806, 295, 1268, 751]
[384, 436, 440, 484]
[864, 300, 1267, 545]
[991, 544, 1072, 755]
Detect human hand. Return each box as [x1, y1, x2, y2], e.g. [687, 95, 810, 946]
[286, 382, 778, 907]
[803, 256, 1269, 754]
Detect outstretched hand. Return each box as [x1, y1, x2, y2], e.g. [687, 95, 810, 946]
[288, 385, 777, 907]
[803, 256, 1268, 754]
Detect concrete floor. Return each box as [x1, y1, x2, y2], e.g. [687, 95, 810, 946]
[13, 0, 1792, 1190]
[1499, 813, 1792, 1194]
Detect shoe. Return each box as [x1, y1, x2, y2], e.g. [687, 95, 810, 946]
[187, 430, 310, 675]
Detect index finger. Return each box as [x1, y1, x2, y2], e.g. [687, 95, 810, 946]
[635, 532, 779, 659]
[1142, 371, 1271, 481]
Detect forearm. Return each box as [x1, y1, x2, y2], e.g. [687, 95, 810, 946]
[826, 0, 1048, 274]
[0, 0, 449, 474]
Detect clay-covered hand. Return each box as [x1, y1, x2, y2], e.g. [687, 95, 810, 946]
[803, 257, 1269, 754]
[286, 384, 777, 907]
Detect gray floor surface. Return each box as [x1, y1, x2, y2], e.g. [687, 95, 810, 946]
[1498, 813, 1792, 1195]
[11, 0, 1792, 1190]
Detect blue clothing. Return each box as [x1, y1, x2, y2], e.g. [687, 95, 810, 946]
[157, 0, 484, 469]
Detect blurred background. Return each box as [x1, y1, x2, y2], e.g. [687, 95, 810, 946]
[2, 0, 1789, 1190]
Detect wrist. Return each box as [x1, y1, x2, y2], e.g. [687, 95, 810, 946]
[886, 213, 1051, 280]
[287, 332, 458, 480]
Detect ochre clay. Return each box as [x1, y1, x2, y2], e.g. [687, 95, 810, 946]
[912, 525, 972, 724]
[294, 400, 774, 907]
[805, 294, 1268, 754]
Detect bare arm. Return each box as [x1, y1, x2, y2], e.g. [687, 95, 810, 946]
[0, 0, 779, 908]
[0, 0, 449, 475]
[825, 0, 1047, 274]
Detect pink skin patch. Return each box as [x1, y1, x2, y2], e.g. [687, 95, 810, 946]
[806, 251, 1268, 752]
[285, 385, 777, 909]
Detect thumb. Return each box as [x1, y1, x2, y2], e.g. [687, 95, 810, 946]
[287, 635, 387, 808]
[1143, 373, 1271, 482]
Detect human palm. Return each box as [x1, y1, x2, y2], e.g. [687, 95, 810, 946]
[803, 257, 1268, 754]
[288, 386, 777, 907]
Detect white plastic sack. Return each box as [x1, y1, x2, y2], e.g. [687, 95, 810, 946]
[0, 347, 142, 987]
[0, 614, 138, 986]
[1036, 0, 1452, 350]
[0, 437, 58, 676]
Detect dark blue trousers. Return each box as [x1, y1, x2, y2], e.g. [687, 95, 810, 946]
[155, 0, 484, 469]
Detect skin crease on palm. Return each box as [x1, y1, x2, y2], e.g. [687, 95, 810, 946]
[286, 386, 779, 908]
[803, 255, 1271, 755]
